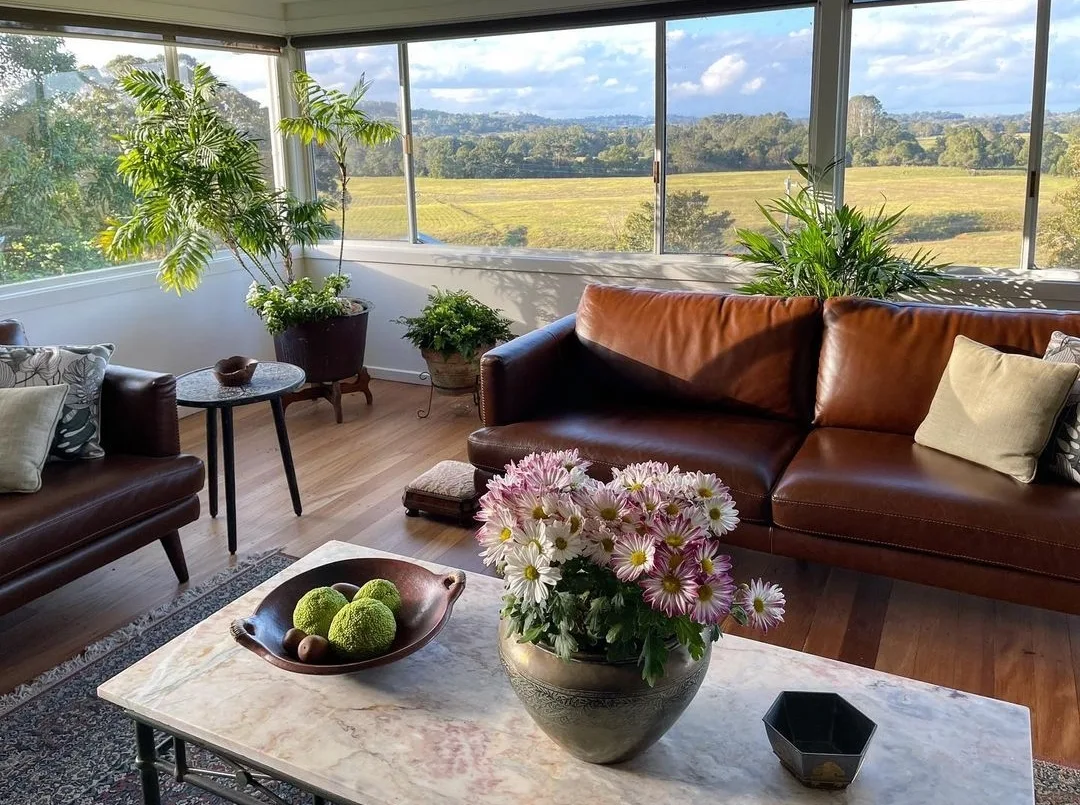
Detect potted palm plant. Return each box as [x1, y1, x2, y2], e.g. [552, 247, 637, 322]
[735, 160, 950, 298]
[394, 289, 513, 394]
[101, 65, 334, 310]
[269, 72, 399, 417]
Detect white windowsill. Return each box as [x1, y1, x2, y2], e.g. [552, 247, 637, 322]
[303, 240, 1080, 303]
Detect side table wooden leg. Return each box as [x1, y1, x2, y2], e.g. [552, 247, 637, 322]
[221, 407, 238, 554]
[134, 721, 162, 805]
[271, 397, 303, 516]
[206, 408, 218, 518]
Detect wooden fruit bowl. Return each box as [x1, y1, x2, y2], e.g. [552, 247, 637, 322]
[231, 557, 466, 674]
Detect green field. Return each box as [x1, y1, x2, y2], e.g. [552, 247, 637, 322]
[342, 166, 1074, 268]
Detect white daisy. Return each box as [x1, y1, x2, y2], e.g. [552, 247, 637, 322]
[702, 497, 739, 536]
[477, 511, 519, 567]
[504, 544, 561, 604]
[611, 532, 657, 581]
[514, 519, 551, 553]
[583, 530, 617, 566]
[687, 471, 726, 501]
[739, 579, 786, 631]
[545, 520, 584, 563]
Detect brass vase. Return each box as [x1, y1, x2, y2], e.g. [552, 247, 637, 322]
[497, 620, 711, 764]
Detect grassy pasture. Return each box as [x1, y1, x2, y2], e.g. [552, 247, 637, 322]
[342, 166, 1074, 268]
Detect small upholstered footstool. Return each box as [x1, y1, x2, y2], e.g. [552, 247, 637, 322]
[402, 460, 480, 525]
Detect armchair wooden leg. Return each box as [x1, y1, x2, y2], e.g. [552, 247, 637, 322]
[160, 530, 189, 584]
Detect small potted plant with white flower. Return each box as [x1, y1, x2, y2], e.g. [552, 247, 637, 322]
[481, 450, 785, 764]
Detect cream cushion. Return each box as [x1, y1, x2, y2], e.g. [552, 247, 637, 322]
[0, 384, 69, 493]
[914, 336, 1080, 483]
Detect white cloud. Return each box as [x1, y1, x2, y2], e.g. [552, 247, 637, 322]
[429, 88, 490, 104]
[585, 74, 600, 84]
[674, 54, 748, 96]
[667, 28, 686, 43]
[603, 77, 619, 87]
[741, 77, 766, 94]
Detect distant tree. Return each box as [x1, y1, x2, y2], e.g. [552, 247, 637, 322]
[1039, 138, 1080, 268]
[617, 190, 732, 253]
[848, 95, 886, 139]
[939, 126, 990, 169]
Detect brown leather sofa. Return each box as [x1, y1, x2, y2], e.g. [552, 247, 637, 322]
[468, 285, 1080, 615]
[0, 319, 205, 617]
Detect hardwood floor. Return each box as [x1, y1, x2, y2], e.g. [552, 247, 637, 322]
[1, 378, 1078, 766]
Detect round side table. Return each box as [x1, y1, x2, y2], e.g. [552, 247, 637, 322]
[176, 362, 305, 554]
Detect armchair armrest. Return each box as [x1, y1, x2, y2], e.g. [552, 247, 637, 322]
[480, 314, 578, 427]
[100, 365, 181, 457]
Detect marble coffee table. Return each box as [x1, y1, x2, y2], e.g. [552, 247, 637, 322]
[98, 540, 1035, 805]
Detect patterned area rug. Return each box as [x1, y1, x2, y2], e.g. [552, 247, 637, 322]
[0, 550, 1077, 804]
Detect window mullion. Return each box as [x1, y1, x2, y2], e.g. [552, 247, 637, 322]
[810, 0, 850, 204]
[1021, 0, 1052, 271]
[654, 20, 666, 255]
[164, 42, 179, 81]
[399, 43, 419, 245]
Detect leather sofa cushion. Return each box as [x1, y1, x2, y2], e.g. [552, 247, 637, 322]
[468, 409, 808, 523]
[576, 285, 823, 422]
[816, 297, 1080, 434]
[772, 428, 1080, 582]
[0, 454, 204, 582]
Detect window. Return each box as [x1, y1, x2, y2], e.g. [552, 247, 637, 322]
[664, 8, 814, 254]
[178, 47, 275, 183]
[408, 24, 655, 251]
[304, 45, 408, 241]
[1036, 0, 1080, 269]
[845, 0, 1037, 269]
[0, 34, 166, 284]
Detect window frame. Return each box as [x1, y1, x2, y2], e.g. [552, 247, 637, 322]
[297, 0, 1072, 273]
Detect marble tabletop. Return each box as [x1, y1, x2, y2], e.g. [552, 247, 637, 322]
[98, 541, 1034, 805]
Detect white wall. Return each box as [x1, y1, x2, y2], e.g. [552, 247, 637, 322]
[303, 242, 1080, 384]
[0, 258, 274, 378]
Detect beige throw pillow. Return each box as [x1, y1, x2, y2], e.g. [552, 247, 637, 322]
[914, 336, 1080, 483]
[0, 384, 69, 493]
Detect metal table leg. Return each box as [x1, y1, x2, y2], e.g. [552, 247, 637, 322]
[206, 408, 218, 518]
[270, 397, 302, 516]
[135, 721, 162, 805]
[221, 406, 237, 554]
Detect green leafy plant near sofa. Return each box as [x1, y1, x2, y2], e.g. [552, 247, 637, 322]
[735, 161, 950, 299]
[394, 289, 513, 360]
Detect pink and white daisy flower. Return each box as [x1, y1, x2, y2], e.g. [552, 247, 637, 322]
[693, 541, 733, 580]
[687, 471, 727, 501]
[550, 498, 586, 536]
[549, 448, 590, 472]
[610, 532, 657, 581]
[515, 491, 552, 523]
[740, 579, 786, 631]
[655, 514, 706, 549]
[641, 562, 697, 618]
[583, 530, 617, 566]
[504, 544, 561, 604]
[544, 521, 584, 563]
[691, 576, 735, 625]
[586, 486, 633, 531]
[514, 519, 550, 553]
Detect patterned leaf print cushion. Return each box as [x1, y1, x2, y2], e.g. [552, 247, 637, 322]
[1042, 331, 1080, 484]
[0, 344, 114, 460]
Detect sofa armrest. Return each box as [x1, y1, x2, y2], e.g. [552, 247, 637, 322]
[480, 314, 578, 426]
[100, 365, 181, 458]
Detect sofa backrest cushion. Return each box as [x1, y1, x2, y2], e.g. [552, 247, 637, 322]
[575, 284, 823, 421]
[816, 297, 1080, 434]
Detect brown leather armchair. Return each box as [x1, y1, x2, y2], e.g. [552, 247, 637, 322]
[469, 285, 1080, 615]
[0, 319, 205, 616]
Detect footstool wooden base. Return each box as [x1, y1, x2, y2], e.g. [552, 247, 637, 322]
[403, 460, 479, 526]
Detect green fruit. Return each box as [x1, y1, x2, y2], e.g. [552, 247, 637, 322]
[292, 587, 349, 639]
[328, 599, 397, 659]
[354, 578, 402, 615]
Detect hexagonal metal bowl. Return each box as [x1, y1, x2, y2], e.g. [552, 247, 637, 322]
[763, 691, 877, 789]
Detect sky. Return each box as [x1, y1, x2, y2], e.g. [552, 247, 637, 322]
[45, 0, 1080, 122]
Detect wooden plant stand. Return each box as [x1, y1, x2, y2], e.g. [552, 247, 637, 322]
[280, 367, 373, 424]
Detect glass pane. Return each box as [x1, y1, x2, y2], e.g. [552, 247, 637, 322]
[665, 8, 814, 254]
[1036, 0, 1080, 269]
[846, 0, 1036, 269]
[304, 45, 407, 241]
[0, 35, 165, 285]
[408, 24, 655, 251]
[177, 48, 274, 183]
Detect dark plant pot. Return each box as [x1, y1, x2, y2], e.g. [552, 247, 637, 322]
[498, 620, 711, 764]
[273, 300, 369, 384]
